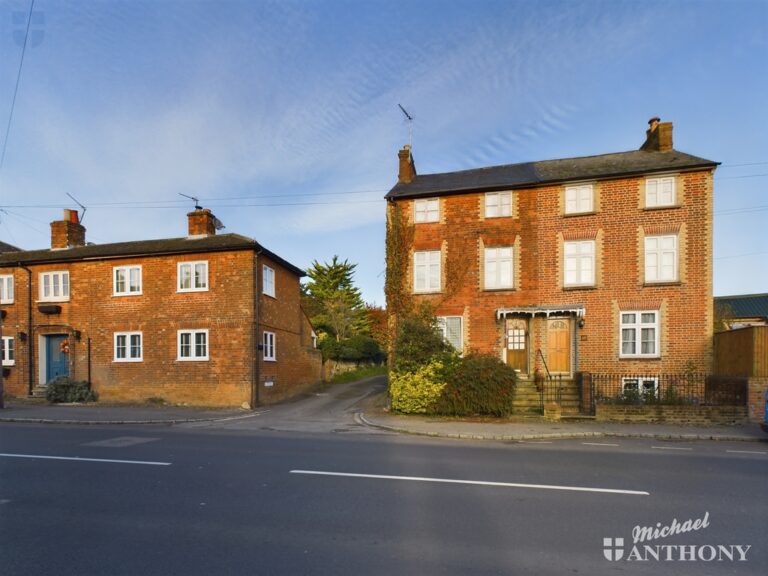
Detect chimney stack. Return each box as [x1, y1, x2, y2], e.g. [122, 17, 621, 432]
[640, 116, 673, 152]
[187, 208, 218, 237]
[51, 209, 86, 249]
[398, 144, 417, 184]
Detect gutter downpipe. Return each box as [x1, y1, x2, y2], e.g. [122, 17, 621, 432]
[20, 264, 33, 396]
[252, 247, 263, 409]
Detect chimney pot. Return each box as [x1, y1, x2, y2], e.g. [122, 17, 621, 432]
[640, 117, 673, 152]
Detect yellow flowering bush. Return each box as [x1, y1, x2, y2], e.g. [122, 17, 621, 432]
[389, 359, 447, 414]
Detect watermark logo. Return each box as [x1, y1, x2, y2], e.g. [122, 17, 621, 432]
[603, 538, 624, 561]
[603, 512, 751, 563]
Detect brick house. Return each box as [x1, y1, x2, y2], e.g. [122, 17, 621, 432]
[385, 119, 718, 390]
[0, 208, 321, 407]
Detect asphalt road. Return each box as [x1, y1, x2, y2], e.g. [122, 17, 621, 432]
[1, 416, 766, 576]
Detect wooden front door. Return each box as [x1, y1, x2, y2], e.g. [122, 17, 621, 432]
[45, 334, 70, 383]
[547, 318, 570, 374]
[505, 318, 528, 374]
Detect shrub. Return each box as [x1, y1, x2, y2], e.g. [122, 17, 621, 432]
[392, 305, 450, 373]
[389, 359, 449, 414]
[46, 377, 98, 403]
[434, 354, 517, 417]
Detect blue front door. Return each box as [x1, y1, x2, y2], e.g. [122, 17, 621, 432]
[45, 335, 69, 383]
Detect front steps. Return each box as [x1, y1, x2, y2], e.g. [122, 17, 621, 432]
[513, 379, 582, 415]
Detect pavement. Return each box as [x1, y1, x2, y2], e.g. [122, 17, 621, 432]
[2, 376, 766, 442]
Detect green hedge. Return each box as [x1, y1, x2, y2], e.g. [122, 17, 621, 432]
[390, 354, 517, 416]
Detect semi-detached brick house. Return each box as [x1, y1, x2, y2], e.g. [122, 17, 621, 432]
[385, 119, 718, 390]
[0, 208, 321, 407]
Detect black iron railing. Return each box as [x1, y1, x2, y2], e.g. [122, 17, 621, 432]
[589, 373, 747, 406]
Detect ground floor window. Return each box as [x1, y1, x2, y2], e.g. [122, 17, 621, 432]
[621, 376, 659, 399]
[620, 311, 659, 358]
[1, 336, 14, 366]
[178, 329, 208, 360]
[263, 331, 276, 361]
[114, 332, 143, 362]
[436, 316, 463, 352]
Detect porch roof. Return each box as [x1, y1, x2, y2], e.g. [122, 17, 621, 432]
[496, 305, 586, 320]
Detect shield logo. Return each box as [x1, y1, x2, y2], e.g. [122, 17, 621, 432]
[603, 537, 624, 561]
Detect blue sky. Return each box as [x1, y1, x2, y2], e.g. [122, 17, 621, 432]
[0, 0, 766, 305]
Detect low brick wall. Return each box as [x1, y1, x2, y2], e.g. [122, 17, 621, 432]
[747, 377, 768, 422]
[595, 404, 748, 425]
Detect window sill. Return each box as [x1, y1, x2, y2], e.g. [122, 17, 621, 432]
[483, 287, 515, 292]
[263, 293, 277, 300]
[36, 299, 70, 304]
[176, 357, 210, 362]
[177, 288, 209, 293]
[113, 359, 143, 363]
[643, 204, 681, 211]
[113, 292, 143, 297]
[0, 301, 14, 305]
[562, 285, 596, 291]
[562, 211, 597, 218]
[643, 281, 681, 287]
[264, 358, 277, 363]
[483, 215, 513, 220]
[619, 356, 661, 360]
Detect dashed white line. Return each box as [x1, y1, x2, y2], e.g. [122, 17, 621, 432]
[0, 453, 171, 466]
[726, 450, 767, 455]
[651, 446, 693, 451]
[582, 442, 620, 447]
[290, 470, 649, 496]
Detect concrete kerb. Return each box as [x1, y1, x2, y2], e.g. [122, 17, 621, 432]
[0, 411, 264, 426]
[356, 413, 766, 443]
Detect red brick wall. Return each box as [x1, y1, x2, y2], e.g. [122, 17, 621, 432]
[1, 249, 322, 407]
[388, 169, 714, 376]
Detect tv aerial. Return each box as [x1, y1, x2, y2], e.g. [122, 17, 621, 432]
[178, 193, 225, 230]
[398, 104, 414, 148]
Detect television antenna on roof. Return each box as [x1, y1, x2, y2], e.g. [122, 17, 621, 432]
[398, 104, 414, 148]
[178, 192, 202, 210]
[66, 192, 87, 223]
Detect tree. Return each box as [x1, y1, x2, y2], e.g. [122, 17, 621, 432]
[302, 256, 369, 342]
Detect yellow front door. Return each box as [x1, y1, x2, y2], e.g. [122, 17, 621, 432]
[547, 318, 570, 373]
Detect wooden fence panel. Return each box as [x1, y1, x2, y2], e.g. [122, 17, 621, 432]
[714, 326, 768, 377]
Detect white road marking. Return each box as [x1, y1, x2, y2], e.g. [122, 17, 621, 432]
[582, 442, 619, 447]
[0, 453, 171, 466]
[290, 470, 649, 496]
[726, 450, 767, 455]
[651, 446, 693, 451]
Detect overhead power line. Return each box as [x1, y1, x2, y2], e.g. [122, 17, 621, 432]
[0, 0, 36, 181]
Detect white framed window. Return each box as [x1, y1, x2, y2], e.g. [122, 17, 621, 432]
[622, 377, 659, 398]
[564, 184, 594, 214]
[644, 235, 678, 283]
[263, 331, 276, 361]
[414, 198, 439, 223]
[645, 176, 676, 208]
[485, 192, 512, 218]
[436, 316, 463, 352]
[177, 329, 209, 360]
[177, 261, 208, 292]
[564, 240, 595, 287]
[620, 311, 659, 358]
[39, 271, 70, 302]
[114, 332, 143, 362]
[413, 250, 441, 293]
[1, 336, 14, 366]
[484, 247, 514, 289]
[263, 265, 275, 297]
[113, 266, 142, 296]
[0, 274, 13, 303]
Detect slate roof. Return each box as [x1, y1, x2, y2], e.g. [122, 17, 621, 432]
[0, 233, 305, 276]
[0, 240, 21, 253]
[386, 149, 718, 200]
[714, 294, 768, 319]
